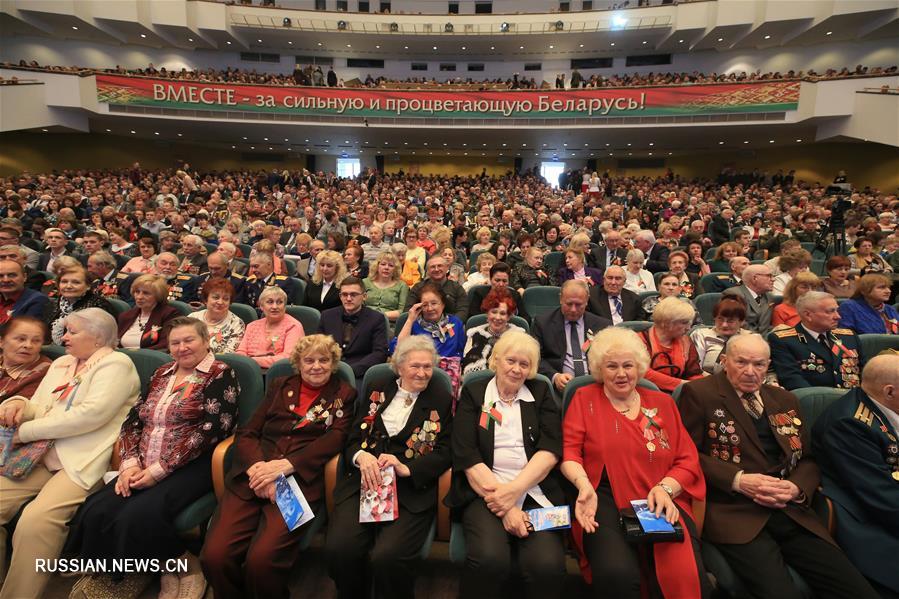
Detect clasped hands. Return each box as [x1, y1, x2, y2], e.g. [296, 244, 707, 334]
[114, 466, 159, 497]
[738, 473, 801, 508]
[356, 451, 410, 492]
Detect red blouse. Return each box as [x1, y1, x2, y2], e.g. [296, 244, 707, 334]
[563, 382, 705, 597]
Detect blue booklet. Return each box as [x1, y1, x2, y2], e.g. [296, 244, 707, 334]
[275, 474, 315, 531]
[630, 499, 676, 534]
[525, 506, 571, 531]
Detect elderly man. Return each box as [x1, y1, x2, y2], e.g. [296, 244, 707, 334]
[679, 334, 878, 599]
[710, 208, 735, 246]
[589, 229, 628, 274]
[177, 234, 207, 275]
[404, 254, 468, 321]
[189, 251, 246, 307]
[0, 226, 38, 270]
[215, 242, 249, 276]
[87, 251, 125, 299]
[239, 251, 298, 311]
[769, 291, 864, 391]
[360, 224, 388, 264]
[723, 264, 775, 335]
[531, 280, 612, 391]
[705, 256, 750, 293]
[633, 230, 670, 273]
[0, 245, 46, 291]
[0, 259, 47, 323]
[122, 251, 196, 304]
[296, 239, 325, 282]
[587, 265, 644, 324]
[812, 354, 899, 596]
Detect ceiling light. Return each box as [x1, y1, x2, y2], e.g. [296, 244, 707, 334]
[404, 45, 409, 49]
[554, 20, 564, 31]
[324, 139, 329, 142]
[105, 128, 111, 132]
[232, 145, 236, 149]
[317, 42, 322, 46]
[433, 46, 437, 50]
[345, 140, 349, 143]
[826, 31, 832, 35]
[764, 35, 771, 40]
[626, 143, 631, 146]
[462, 143, 466, 146]
[795, 138, 802, 142]
[649, 142, 654, 146]
[642, 40, 647, 45]
[285, 138, 289, 141]
[718, 141, 724, 145]
[461, 46, 466, 50]
[717, 38, 724, 42]
[490, 46, 495, 50]
[769, 139, 775, 143]
[130, 130, 136, 134]
[257, 39, 262, 43]
[41, 128, 48, 132]
[584, 143, 588, 146]
[579, 44, 584, 48]
[563, 143, 568, 146]
[243, 136, 248, 140]
[502, 143, 506, 146]
[177, 133, 183, 137]
[263, 137, 268, 141]
[612, 15, 628, 28]
[375, 45, 380, 49]
[337, 20, 347, 30]
[71, 26, 78, 30]
[226, 41, 231, 45]
[678, 39, 684, 43]
[140, 34, 147, 39]
[188, 38, 193, 42]
[250, 146, 255, 149]
[346, 44, 351, 48]
[445, 22, 454, 33]
[549, 45, 554, 49]
[389, 22, 399, 32]
[668, 152, 672, 155]
[269, 147, 273, 150]
[648, 152, 653, 155]
[304, 139, 309, 142]
[283, 17, 292, 27]
[610, 42, 615, 46]
[519, 46, 524, 50]
[500, 22, 510, 32]
[744, 140, 749, 144]
[288, 41, 293, 45]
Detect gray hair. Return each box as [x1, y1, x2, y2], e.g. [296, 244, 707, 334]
[635, 230, 656, 244]
[795, 290, 835, 315]
[0, 244, 26, 260]
[391, 242, 408, 254]
[586, 327, 650, 380]
[725, 332, 770, 359]
[89, 251, 116, 270]
[391, 335, 438, 373]
[626, 248, 645, 262]
[65, 308, 119, 348]
[258, 285, 287, 306]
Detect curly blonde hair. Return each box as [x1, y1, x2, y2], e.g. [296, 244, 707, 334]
[312, 250, 348, 285]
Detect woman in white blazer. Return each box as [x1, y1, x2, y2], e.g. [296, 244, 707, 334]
[0, 308, 140, 599]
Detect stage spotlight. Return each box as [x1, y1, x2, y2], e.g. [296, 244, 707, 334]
[500, 22, 510, 32]
[282, 17, 292, 27]
[337, 20, 347, 30]
[444, 22, 453, 33]
[554, 20, 563, 31]
[390, 22, 399, 32]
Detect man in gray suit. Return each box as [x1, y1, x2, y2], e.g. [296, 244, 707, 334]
[723, 264, 775, 335]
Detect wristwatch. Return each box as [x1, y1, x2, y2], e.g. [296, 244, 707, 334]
[657, 482, 674, 497]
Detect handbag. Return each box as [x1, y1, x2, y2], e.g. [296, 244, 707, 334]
[619, 507, 684, 544]
[0, 438, 54, 479]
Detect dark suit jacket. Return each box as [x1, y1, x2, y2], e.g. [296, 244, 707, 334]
[333, 378, 454, 514]
[228, 374, 357, 503]
[768, 325, 864, 390]
[303, 281, 341, 312]
[723, 284, 773, 336]
[25, 267, 46, 291]
[318, 306, 388, 379]
[116, 303, 182, 350]
[588, 287, 645, 322]
[9, 288, 48, 318]
[556, 266, 605, 286]
[644, 243, 671, 274]
[466, 285, 530, 322]
[37, 251, 71, 272]
[530, 309, 612, 381]
[588, 246, 628, 273]
[704, 273, 739, 293]
[678, 372, 831, 546]
[446, 377, 564, 509]
[709, 215, 733, 246]
[812, 388, 899, 592]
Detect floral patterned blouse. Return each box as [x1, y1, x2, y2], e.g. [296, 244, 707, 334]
[193, 309, 246, 354]
[119, 353, 239, 482]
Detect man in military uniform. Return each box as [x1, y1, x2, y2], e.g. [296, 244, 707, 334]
[176, 234, 208, 275]
[704, 256, 750, 293]
[239, 251, 298, 312]
[679, 333, 879, 599]
[188, 251, 246, 308]
[812, 354, 899, 597]
[768, 291, 864, 391]
[86, 251, 124, 299]
[156, 251, 197, 303]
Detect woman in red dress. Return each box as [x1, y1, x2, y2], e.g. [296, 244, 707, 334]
[561, 326, 709, 598]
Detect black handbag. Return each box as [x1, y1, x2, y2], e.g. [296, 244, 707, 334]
[619, 507, 684, 544]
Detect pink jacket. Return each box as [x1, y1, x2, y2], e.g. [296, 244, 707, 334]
[235, 315, 304, 369]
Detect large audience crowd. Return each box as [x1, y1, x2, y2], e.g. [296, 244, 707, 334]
[3, 59, 897, 90]
[0, 162, 897, 599]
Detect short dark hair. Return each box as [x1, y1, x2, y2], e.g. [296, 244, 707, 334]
[713, 295, 747, 321]
[826, 255, 851, 271]
[340, 276, 364, 290]
[489, 262, 511, 278]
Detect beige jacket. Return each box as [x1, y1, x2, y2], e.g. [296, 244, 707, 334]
[12, 351, 139, 490]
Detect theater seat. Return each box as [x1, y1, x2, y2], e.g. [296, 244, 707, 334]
[393, 311, 409, 335]
[286, 304, 320, 334]
[106, 297, 131, 318]
[695, 293, 723, 326]
[638, 291, 660, 303]
[465, 313, 530, 333]
[616, 320, 653, 332]
[522, 286, 561, 320]
[562, 375, 660, 414]
[168, 299, 195, 316]
[228, 301, 258, 325]
[543, 251, 564, 274]
[466, 284, 490, 307]
[118, 348, 173, 399]
[40, 344, 67, 361]
[859, 333, 899, 358]
[265, 358, 355, 393]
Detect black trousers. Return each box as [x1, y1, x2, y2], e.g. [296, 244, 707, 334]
[459, 498, 566, 599]
[714, 510, 880, 599]
[63, 452, 212, 561]
[324, 495, 435, 599]
[582, 483, 709, 599]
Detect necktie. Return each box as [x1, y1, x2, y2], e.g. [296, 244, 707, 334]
[570, 321, 585, 377]
[740, 392, 764, 419]
[818, 334, 830, 349]
[612, 295, 623, 317]
[755, 294, 762, 305]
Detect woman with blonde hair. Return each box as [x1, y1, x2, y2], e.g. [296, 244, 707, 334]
[637, 297, 704, 393]
[471, 226, 494, 254]
[463, 252, 496, 291]
[363, 251, 409, 321]
[303, 249, 346, 312]
[772, 271, 821, 328]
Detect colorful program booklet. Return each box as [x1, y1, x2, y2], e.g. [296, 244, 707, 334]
[630, 499, 676, 534]
[525, 505, 571, 531]
[0, 427, 13, 467]
[359, 465, 398, 523]
[275, 474, 315, 531]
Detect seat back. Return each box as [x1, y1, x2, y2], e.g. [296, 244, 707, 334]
[204, 242, 218, 255]
[118, 348, 173, 399]
[464, 313, 530, 333]
[699, 273, 723, 294]
[283, 259, 297, 277]
[466, 284, 490, 310]
[461, 368, 495, 388]
[562, 374, 595, 415]
[859, 333, 899, 359]
[694, 292, 723, 326]
[41, 344, 67, 361]
[522, 286, 561, 320]
[106, 297, 131, 318]
[228, 302, 258, 325]
[704, 247, 718, 261]
[810, 259, 826, 276]
[793, 387, 848, 431]
[638, 291, 660, 303]
[288, 277, 306, 305]
[361, 362, 453, 400]
[266, 358, 355, 390]
[169, 300, 195, 317]
[394, 312, 409, 335]
[113, 254, 129, 269]
[215, 353, 265, 426]
[237, 243, 253, 259]
[543, 251, 564, 274]
[616, 320, 653, 332]
[286, 305, 320, 334]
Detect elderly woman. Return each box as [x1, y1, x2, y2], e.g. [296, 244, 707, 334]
[193, 278, 246, 354]
[463, 252, 496, 291]
[64, 318, 239, 598]
[303, 249, 346, 312]
[849, 237, 892, 274]
[685, 240, 711, 276]
[0, 317, 51, 403]
[667, 250, 701, 299]
[561, 327, 707, 599]
[642, 273, 701, 325]
[202, 334, 356, 599]
[838, 273, 899, 335]
[393, 281, 466, 395]
[708, 241, 742, 273]
[343, 244, 369, 280]
[638, 297, 704, 393]
[325, 335, 453, 599]
[462, 288, 525, 376]
[0, 309, 139, 599]
[364, 251, 409, 321]
[772, 271, 821, 328]
[43, 263, 113, 345]
[558, 249, 604, 286]
[236, 286, 304, 369]
[821, 255, 857, 298]
[117, 274, 182, 351]
[512, 247, 555, 294]
[404, 229, 428, 273]
[450, 331, 565, 599]
[108, 227, 138, 257]
[690, 296, 751, 374]
[624, 248, 655, 292]
[772, 248, 813, 295]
